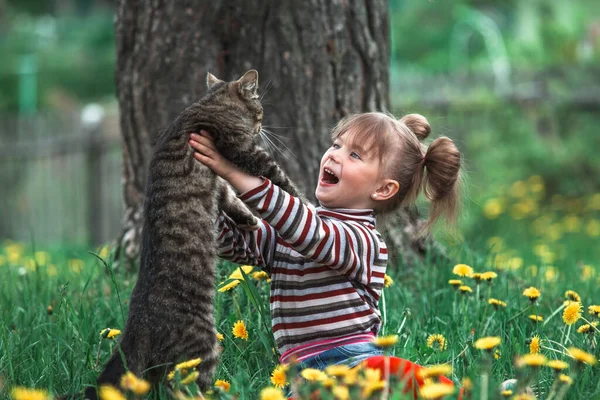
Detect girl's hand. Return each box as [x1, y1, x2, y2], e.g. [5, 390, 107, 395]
[189, 130, 263, 193]
[189, 131, 238, 180]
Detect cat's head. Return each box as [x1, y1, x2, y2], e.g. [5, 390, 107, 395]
[203, 70, 263, 142]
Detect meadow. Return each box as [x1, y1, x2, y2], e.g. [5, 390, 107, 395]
[1, 171, 599, 400]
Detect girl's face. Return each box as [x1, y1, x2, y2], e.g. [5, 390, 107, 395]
[315, 133, 383, 209]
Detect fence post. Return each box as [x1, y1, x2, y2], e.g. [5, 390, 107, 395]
[82, 104, 105, 246]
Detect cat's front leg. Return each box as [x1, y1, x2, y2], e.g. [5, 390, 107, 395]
[217, 178, 260, 230]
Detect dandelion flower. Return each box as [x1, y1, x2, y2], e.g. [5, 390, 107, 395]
[252, 271, 269, 280]
[488, 298, 507, 309]
[448, 279, 462, 288]
[516, 353, 547, 368]
[474, 336, 501, 351]
[120, 371, 150, 395]
[228, 265, 254, 280]
[419, 382, 454, 399]
[558, 374, 573, 385]
[470, 272, 483, 283]
[562, 302, 583, 325]
[270, 364, 288, 389]
[232, 320, 248, 340]
[384, 274, 394, 288]
[216, 332, 224, 341]
[260, 387, 285, 400]
[214, 379, 231, 392]
[459, 285, 472, 295]
[482, 271, 497, 282]
[494, 349, 501, 360]
[546, 360, 569, 372]
[577, 321, 598, 334]
[361, 380, 386, 398]
[175, 358, 202, 370]
[218, 280, 241, 292]
[564, 290, 581, 302]
[500, 390, 513, 397]
[529, 314, 543, 322]
[426, 334, 447, 351]
[452, 264, 473, 277]
[100, 328, 122, 339]
[10, 387, 50, 400]
[332, 385, 350, 400]
[529, 335, 541, 354]
[588, 305, 600, 317]
[522, 287, 541, 303]
[511, 395, 535, 400]
[418, 364, 452, 379]
[372, 335, 398, 348]
[461, 378, 473, 392]
[325, 364, 351, 377]
[300, 368, 327, 382]
[180, 371, 199, 385]
[567, 347, 597, 365]
[98, 385, 126, 400]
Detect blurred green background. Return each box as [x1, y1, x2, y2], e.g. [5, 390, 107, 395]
[1, 0, 599, 266]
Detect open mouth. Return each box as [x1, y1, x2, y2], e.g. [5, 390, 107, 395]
[322, 167, 339, 184]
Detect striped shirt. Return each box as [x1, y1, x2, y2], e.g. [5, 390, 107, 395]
[216, 178, 388, 364]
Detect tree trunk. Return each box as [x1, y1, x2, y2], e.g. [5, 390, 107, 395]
[114, 0, 441, 268]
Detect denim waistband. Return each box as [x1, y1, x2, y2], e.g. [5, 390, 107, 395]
[298, 341, 383, 370]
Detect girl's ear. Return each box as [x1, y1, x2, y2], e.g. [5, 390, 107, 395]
[373, 179, 400, 201]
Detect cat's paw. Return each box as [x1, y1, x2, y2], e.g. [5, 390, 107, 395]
[238, 216, 260, 231]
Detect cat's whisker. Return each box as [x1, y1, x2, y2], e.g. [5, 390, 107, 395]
[261, 129, 298, 160]
[259, 80, 275, 102]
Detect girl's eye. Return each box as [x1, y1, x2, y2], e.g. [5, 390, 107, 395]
[350, 152, 361, 160]
[332, 143, 341, 149]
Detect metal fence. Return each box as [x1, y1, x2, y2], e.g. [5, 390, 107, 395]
[0, 107, 123, 246]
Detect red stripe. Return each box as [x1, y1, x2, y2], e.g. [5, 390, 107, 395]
[354, 223, 372, 283]
[271, 265, 330, 276]
[270, 287, 356, 303]
[372, 271, 385, 279]
[291, 207, 313, 247]
[274, 196, 295, 230]
[239, 178, 270, 201]
[260, 183, 274, 213]
[273, 309, 373, 330]
[327, 224, 341, 267]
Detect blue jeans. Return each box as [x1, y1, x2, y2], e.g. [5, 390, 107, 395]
[298, 342, 383, 370]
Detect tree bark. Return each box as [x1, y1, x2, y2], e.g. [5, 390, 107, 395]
[114, 0, 441, 268]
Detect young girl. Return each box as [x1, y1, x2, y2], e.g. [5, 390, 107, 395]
[189, 112, 462, 396]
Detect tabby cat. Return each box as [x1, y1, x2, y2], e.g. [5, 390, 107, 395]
[85, 69, 302, 398]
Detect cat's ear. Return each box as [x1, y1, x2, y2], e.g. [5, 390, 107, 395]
[207, 72, 224, 90]
[237, 69, 259, 98]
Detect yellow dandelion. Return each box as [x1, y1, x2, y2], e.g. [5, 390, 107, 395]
[418, 364, 452, 379]
[384, 274, 394, 288]
[342, 366, 360, 386]
[180, 371, 199, 385]
[488, 298, 507, 309]
[252, 271, 269, 280]
[483, 198, 503, 219]
[461, 377, 473, 392]
[474, 336, 501, 351]
[10, 387, 50, 400]
[511, 395, 536, 400]
[481, 271, 497, 282]
[419, 382, 455, 399]
[98, 385, 126, 400]
[120, 371, 150, 395]
[332, 385, 350, 400]
[372, 335, 398, 348]
[516, 353, 547, 368]
[426, 334, 447, 351]
[500, 390, 512, 397]
[529, 314, 543, 322]
[216, 332, 224, 341]
[470, 272, 483, 283]
[218, 280, 241, 292]
[459, 285, 472, 294]
[529, 335, 541, 354]
[100, 328, 122, 339]
[214, 379, 231, 392]
[361, 380, 386, 398]
[577, 321, 599, 334]
[270, 364, 288, 389]
[452, 264, 473, 277]
[494, 349, 501, 360]
[588, 305, 600, 317]
[228, 265, 254, 280]
[522, 286, 541, 303]
[567, 347, 597, 365]
[300, 368, 328, 382]
[325, 364, 351, 377]
[260, 387, 285, 400]
[232, 320, 248, 340]
[175, 358, 202, 370]
[546, 360, 569, 372]
[448, 279, 462, 288]
[558, 374, 573, 385]
[562, 302, 583, 325]
[564, 290, 581, 302]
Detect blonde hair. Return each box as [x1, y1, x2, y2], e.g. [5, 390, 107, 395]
[331, 112, 463, 236]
